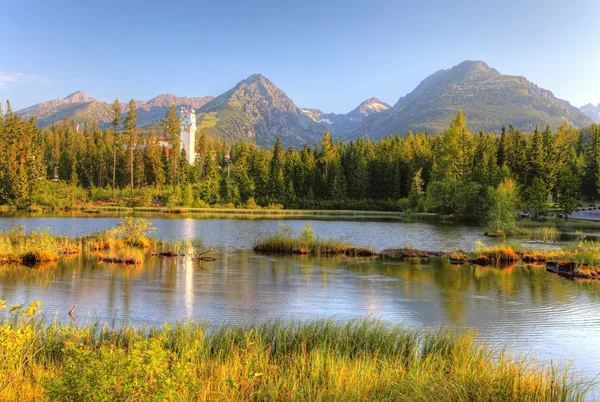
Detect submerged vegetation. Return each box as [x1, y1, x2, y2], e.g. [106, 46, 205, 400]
[0, 302, 592, 401]
[254, 223, 377, 256]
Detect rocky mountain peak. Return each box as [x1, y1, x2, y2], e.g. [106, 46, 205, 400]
[580, 103, 600, 123]
[63, 90, 92, 103]
[356, 97, 391, 115]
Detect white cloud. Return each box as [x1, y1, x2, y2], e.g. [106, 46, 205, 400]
[0, 72, 52, 89]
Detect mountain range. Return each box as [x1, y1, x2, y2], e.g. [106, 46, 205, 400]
[580, 103, 600, 123]
[300, 97, 391, 135]
[17, 60, 595, 147]
[18, 91, 213, 129]
[195, 74, 325, 147]
[352, 60, 592, 139]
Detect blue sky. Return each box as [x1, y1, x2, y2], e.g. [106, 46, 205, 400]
[1, 0, 599, 112]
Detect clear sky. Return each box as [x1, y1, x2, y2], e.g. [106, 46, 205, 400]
[1, 0, 599, 112]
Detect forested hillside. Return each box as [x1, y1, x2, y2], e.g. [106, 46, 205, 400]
[2, 100, 599, 223]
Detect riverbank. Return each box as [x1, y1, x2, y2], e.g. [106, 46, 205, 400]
[0, 303, 591, 401]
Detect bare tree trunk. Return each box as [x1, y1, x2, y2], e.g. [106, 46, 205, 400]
[173, 155, 177, 192]
[130, 145, 134, 196]
[112, 145, 116, 193]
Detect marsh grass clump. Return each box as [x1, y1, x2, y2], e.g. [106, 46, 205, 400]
[0, 302, 592, 401]
[85, 217, 156, 252]
[155, 237, 204, 257]
[528, 226, 561, 241]
[472, 245, 520, 265]
[0, 226, 81, 266]
[97, 247, 145, 265]
[254, 223, 377, 257]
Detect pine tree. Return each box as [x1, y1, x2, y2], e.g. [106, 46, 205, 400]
[556, 149, 582, 219]
[432, 110, 472, 182]
[163, 105, 181, 191]
[111, 99, 122, 191]
[268, 137, 285, 202]
[123, 99, 138, 196]
[408, 168, 424, 208]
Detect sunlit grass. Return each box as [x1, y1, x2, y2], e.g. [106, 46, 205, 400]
[0, 302, 592, 401]
[0, 226, 81, 266]
[254, 224, 377, 257]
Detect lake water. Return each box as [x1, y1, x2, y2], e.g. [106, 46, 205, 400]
[0, 214, 599, 383]
[0, 214, 496, 251]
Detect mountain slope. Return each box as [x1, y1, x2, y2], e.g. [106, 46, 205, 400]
[353, 61, 593, 139]
[18, 91, 112, 128]
[301, 97, 391, 136]
[197, 74, 326, 147]
[135, 94, 213, 127]
[18, 92, 213, 128]
[580, 103, 600, 123]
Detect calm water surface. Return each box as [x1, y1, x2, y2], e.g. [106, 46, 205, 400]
[0, 215, 599, 384]
[0, 214, 496, 251]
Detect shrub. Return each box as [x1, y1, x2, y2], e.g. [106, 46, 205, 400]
[114, 218, 155, 248]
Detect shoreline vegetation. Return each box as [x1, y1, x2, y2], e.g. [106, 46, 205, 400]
[253, 223, 378, 257]
[7, 205, 600, 235]
[0, 302, 592, 401]
[254, 224, 600, 281]
[3, 219, 600, 281]
[2, 100, 600, 232]
[1, 204, 450, 223]
[0, 218, 208, 267]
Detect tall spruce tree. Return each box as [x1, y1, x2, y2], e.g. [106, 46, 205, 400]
[111, 99, 122, 191]
[123, 100, 138, 196]
[163, 105, 181, 191]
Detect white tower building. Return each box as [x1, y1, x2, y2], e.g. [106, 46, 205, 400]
[178, 107, 196, 165]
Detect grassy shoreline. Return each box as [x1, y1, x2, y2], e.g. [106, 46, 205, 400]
[2, 204, 453, 223]
[4, 219, 600, 281]
[0, 303, 592, 401]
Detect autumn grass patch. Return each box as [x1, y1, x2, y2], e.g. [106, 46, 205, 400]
[254, 223, 377, 257]
[0, 226, 81, 266]
[0, 301, 591, 401]
[520, 218, 600, 232]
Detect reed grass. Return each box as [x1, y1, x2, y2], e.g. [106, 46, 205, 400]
[68, 205, 448, 222]
[0, 303, 591, 401]
[0, 226, 81, 266]
[254, 224, 377, 257]
[154, 237, 205, 256]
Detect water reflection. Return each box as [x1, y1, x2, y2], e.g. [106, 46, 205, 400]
[1, 250, 599, 379]
[0, 216, 499, 252]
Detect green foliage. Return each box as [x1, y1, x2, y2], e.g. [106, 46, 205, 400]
[113, 217, 155, 247]
[424, 179, 485, 220]
[0, 307, 591, 401]
[486, 178, 519, 236]
[299, 222, 315, 242]
[3, 103, 600, 225]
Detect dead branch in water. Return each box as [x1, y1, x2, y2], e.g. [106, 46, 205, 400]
[68, 305, 77, 321]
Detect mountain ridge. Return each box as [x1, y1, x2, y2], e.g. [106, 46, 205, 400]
[18, 92, 213, 129]
[580, 103, 600, 123]
[17, 61, 595, 146]
[196, 74, 326, 147]
[351, 60, 592, 139]
[300, 97, 391, 136]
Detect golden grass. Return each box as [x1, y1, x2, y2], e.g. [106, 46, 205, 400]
[0, 305, 591, 402]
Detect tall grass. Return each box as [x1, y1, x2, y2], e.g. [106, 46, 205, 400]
[254, 224, 376, 256]
[155, 237, 205, 256]
[0, 226, 80, 265]
[0, 303, 591, 401]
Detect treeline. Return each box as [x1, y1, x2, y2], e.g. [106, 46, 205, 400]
[2, 100, 600, 221]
